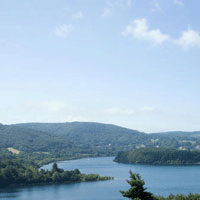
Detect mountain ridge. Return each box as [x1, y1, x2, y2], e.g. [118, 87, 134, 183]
[0, 121, 200, 161]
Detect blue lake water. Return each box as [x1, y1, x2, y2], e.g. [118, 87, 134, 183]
[1, 157, 200, 200]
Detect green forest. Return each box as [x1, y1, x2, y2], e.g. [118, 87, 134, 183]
[1, 122, 200, 166]
[114, 148, 200, 165]
[0, 159, 112, 188]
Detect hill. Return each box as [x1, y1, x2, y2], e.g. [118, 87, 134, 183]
[0, 122, 150, 163]
[0, 124, 71, 153]
[13, 121, 145, 139]
[114, 148, 200, 165]
[152, 131, 200, 138]
[13, 122, 152, 155]
[1, 122, 200, 164]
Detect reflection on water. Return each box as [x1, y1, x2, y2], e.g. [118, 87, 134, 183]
[1, 157, 200, 200]
[0, 188, 19, 199]
[0, 195, 18, 199]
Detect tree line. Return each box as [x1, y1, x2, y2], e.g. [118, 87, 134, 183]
[115, 148, 200, 165]
[0, 159, 113, 187]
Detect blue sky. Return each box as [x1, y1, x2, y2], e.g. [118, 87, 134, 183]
[1, 0, 200, 132]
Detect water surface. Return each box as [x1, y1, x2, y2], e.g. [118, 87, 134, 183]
[1, 157, 200, 200]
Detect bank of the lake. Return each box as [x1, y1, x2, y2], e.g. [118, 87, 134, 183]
[1, 157, 200, 200]
[114, 148, 200, 165]
[0, 160, 113, 189]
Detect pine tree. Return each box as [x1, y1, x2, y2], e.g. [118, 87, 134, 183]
[52, 163, 58, 172]
[120, 171, 157, 200]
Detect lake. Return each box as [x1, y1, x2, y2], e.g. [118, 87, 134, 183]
[1, 157, 200, 200]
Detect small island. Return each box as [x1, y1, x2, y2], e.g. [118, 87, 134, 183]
[114, 148, 200, 165]
[0, 159, 113, 188]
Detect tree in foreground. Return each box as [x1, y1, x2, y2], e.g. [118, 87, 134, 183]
[120, 170, 157, 200]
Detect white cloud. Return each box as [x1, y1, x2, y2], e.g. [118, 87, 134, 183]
[42, 101, 67, 113]
[176, 29, 200, 49]
[54, 24, 73, 38]
[152, 0, 162, 12]
[106, 0, 133, 8]
[102, 0, 133, 17]
[72, 11, 83, 19]
[122, 18, 200, 50]
[174, 0, 184, 6]
[14, 100, 90, 123]
[102, 7, 112, 17]
[122, 18, 170, 44]
[105, 108, 135, 116]
[141, 106, 155, 112]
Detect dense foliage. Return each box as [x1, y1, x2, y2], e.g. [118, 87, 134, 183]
[0, 159, 112, 188]
[0, 122, 148, 160]
[1, 122, 200, 166]
[115, 148, 200, 165]
[157, 194, 200, 200]
[121, 171, 156, 200]
[122, 171, 200, 200]
[12, 122, 200, 152]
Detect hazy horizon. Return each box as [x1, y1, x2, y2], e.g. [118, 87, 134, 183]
[2, 120, 200, 134]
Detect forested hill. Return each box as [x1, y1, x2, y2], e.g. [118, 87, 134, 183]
[13, 122, 144, 138]
[114, 148, 200, 165]
[151, 131, 200, 138]
[0, 122, 150, 161]
[1, 122, 200, 164]
[0, 124, 71, 153]
[17, 122, 154, 154]
[13, 122, 200, 150]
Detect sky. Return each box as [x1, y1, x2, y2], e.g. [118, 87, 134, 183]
[1, 0, 200, 132]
